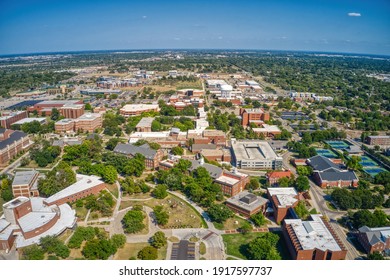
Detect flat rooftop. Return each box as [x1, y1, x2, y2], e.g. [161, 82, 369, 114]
[56, 119, 74, 125]
[226, 190, 268, 212]
[13, 118, 46, 125]
[12, 170, 38, 186]
[203, 129, 226, 137]
[285, 215, 342, 252]
[3, 196, 29, 209]
[136, 117, 154, 128]
[77, 113, 101, 120]
[252, 124, 281, 133]
[121, 104, 159, 112]
[232, 140, 280, 161]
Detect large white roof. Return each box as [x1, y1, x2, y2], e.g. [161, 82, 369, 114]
[285, 215, 341, 252]
[44, 174, 104, 205]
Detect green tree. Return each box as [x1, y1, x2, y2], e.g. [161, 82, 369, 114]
[106, 138, 121, 151]
[150, 231, 167, 249]
[151, 120, 162, 132]
[111, 234, 126, 250]
[153, 205, 169, 226]
[101, 165, 118, 184]
[22, 245, 45, 260]
[278, 177, 290, 187]
[247, 177, 260, 190]
[346, 155, 362, 171]
[247, 233, 281, 260]
[294, 201, 310, 220]
[171, 146, 184, 156]
[50, 108, 60, 121]
[367, 252, 384, 260]
[207, 204, 233, 223]
[239, 222, 252, 234]
[295, 175, 310, 192]
[39, 235, 70, 259]
[121, 209, 145, 233]
[251, 212, 267, 227]
[152, 184, 168, 199]
[85, 103, 92, 111]
[82, 238, 116, 260]
[137, 246, 158, 260]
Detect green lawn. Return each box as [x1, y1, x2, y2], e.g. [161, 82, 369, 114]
[213, 216, 249, 231]
[113, 243, 167, 260]
[222, 232, 291, 260]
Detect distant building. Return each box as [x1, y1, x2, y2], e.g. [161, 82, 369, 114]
[27, 100, 83, 116]
[0, 196, 76, 250]
[199, 148, 231, 163]
[306, 155, 358, 188]
[0, 129, 30, 167]
[252, 124, 281, 138]
[114, 143, 164, 169]
[357, 226, 390, 254]
[119, 104, 159, 117]
[366, 135, 390, 147]
[59, 104, 85, 119]
[266, 170, 293, 186]
[267, 187, 299, 223]
[12, 170, 40, 198]
[13, 118, 47, 126]
[188, 129, 227, 147]
[226, 191, 268, 217]
[240, 108, 270, 127]
[0, 111, 28, 129]
[283, 215, 347, 260]
[231, 140, 283, 170]
[191, 144, 217, 153]
[136, 117, 154, 132]
[54, 119, 75, 133]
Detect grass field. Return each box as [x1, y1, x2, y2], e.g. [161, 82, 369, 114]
[199, 242, 206, 255]
[113, 243, 167, 260]
[119, 194, 202, 229]
[222, 232, 291, 260]
[213, 216, 249, 231]
[105, 183, 119, 199]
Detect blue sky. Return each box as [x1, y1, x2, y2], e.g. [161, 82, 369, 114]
[0, 0, 389, 55]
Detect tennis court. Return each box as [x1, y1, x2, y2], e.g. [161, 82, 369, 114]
[363, 167, 387, 177]
[325, 140, 350, 149]
[315, 149, 338, 158]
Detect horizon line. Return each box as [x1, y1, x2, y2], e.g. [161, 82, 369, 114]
[1, 48, 389, 58]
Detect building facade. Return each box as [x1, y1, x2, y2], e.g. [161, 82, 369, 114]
[12, 170, 40, 198]
[0, 111, 28, 129]
[0, 129, 30, 167]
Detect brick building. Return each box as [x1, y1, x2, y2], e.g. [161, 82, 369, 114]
[0, 196, 76, 250]
[266, 170, 293, 186]
[366, 135, 390, 147]
[27, 100, 83, 116]
[44, 174, 106, 206]
[267, 187, 299, 223]
[12, 170, 40, 198]
[136, 117, 154, 132]
[114, 143, 164, 169]
[199, 148, 231, 162]
[226, 191, 268, 217]
[357, 226, 390, 254]
[283, 215, 347, 260]
[306, 155, 358, 188]
[0, 129, 30, 167]
[240, 108, 270, 127]
[189, 129, 227, 147]
[59, 104, 85, 119]
[55, 119, 75, 133]
[119, 104, 159, 117]
[0, 111, 28, 129]
[55, 113, 103, 133]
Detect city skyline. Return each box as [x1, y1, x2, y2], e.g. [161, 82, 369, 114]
[0, 0, 390, 55]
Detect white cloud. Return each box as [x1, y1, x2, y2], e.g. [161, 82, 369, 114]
[348, 12, 361, 17]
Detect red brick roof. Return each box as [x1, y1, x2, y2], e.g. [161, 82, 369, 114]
[267, 170, 293, 179]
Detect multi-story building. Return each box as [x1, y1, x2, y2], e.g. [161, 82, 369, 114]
[240, 108, 270, 127]
[188, 129, 227, 147]
[114, 143, 164, 169]
[0, 129, 30, 167]
[226, 191, 268, 217]
[267, 187, 299, 223]
[119, 104, 159, 117]
[74, 113, 103, 133]
[199, 148, 231, 162]
[366, 135, 390, 147]
[12, 170, 40, 198]
[306, 155, 359, 188]
[55, 113, 102, 133]
[357, 226, 390, 254]
[231, 140, 283, 170]
[283, 215, 347, 260]
[0, 196, 76, 250]
[136, 117, 154, 132]
[0, 111, 28, 129]
[27, 100, 83, 116]
[252, 124, 281, 138]
[59, 104, 85, 119]
[55, 119, 75, 133]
